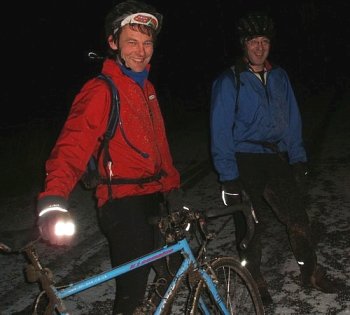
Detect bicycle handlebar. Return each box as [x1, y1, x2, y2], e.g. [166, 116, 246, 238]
[205, 201, 256, 250]
[149, 197, 256, 250]
[0, 242, 11, 252]
[0, 227, 40, 254]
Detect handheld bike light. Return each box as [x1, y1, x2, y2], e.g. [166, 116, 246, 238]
[55, 220, 76, 236]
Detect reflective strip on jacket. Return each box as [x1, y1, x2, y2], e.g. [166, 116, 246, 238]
[39, 59, 180, 207]
[210, 62, 307, 182]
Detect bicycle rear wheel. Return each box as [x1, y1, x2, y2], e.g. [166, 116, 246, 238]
[189, 256, 264, 315]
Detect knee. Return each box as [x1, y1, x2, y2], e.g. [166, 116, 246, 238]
[289, 223, 308, 237]
[288, 222, 313, 245]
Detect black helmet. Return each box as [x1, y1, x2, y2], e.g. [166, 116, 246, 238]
[237, 12, 275, 44]
[105, 0, 163, 39]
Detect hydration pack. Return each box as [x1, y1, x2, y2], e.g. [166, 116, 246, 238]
[80, 73, 120, 190]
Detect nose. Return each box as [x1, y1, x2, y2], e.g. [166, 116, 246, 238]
[136, 43, 146, 56]
[256, 42, 264, 49]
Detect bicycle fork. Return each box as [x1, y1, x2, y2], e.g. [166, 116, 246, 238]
[25, 245, 69, 315]
[194, 269, 231, 315]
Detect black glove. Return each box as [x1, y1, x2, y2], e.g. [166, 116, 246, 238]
[221, 178, 244, 206]
[37, 196, 75, 246]
[163, 188, 186, 213]
[291, 162, 309, 189]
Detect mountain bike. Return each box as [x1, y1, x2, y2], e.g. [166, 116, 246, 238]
[0, 200, 264, 315]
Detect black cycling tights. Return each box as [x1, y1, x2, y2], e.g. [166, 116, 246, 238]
[99, 192, 163, 315]
[234, 153, 317, 279]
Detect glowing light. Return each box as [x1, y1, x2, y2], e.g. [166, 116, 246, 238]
[241, 259, 247, 267]
[55, 221, 76, 236]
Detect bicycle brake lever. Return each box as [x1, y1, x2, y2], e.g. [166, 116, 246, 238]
[0, 242, 11, 253]
[239, 202, 255, 250]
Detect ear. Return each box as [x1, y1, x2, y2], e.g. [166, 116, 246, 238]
[108, 35, 118, 50]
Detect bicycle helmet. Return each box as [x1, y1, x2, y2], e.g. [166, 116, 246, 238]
[105, 0, 163, 40]
[237, 12, 275, 45]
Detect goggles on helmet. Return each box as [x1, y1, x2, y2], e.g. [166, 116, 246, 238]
[114, 12, 159, 34]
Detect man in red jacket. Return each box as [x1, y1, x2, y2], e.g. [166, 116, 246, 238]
[36, 1, 181, 313]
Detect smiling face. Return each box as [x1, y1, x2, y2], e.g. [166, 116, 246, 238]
[244, 36, 271, 72]
[108, 25, 154, 72]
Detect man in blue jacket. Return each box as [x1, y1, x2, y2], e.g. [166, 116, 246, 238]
[210, 12, 339, 305]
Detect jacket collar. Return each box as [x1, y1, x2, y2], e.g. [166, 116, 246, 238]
[101, 58, 150, 87]
[235, 57, 274, 74]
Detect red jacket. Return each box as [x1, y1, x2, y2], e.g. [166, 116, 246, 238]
[39, 59, 180, 207]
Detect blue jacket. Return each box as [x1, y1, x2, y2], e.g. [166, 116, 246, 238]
[210, 62, 307, 182]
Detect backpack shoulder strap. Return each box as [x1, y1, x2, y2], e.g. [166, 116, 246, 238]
[229, 65, 240, 114]
[97, 73, 120, 140]
[81, 74, 120, 192]
[230, 65, 240, 90]
[96, 73, 120, 199]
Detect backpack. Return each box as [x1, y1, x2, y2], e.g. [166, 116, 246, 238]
[230, 65, 241, 113]
[80, 73, 120, 190]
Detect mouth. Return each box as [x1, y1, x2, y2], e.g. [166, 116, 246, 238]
[132, 58, 144, 63]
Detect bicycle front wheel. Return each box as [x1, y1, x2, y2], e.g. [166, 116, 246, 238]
[32, 291, 55, 315]
[189, 256, 264, 315]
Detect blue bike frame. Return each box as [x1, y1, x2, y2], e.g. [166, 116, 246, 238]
[53, 238, 230, 315]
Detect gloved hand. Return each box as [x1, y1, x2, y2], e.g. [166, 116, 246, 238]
[221, 178, 244, 206]
[163, 188, 186, 213]
[291, 162, 309, 190]
[37, 196, 75, 246]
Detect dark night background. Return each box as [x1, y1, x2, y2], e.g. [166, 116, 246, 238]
[1, 0, 350, 197]
[1, 3, 350, 313]
[2, 0, 349, 125]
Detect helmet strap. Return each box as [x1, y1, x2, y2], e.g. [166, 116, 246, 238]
[116, 54, 131, 71]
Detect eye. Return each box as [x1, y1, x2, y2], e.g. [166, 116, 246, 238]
[247, 39, 259, 46]
[144, 41, 154, 47]
[127, 40, 137, 46]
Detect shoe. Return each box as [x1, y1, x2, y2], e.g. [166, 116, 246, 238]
[255, 274, 273, 306]
[302, 266, 339, 293]
[246, 265, 274, 306]
[258, 284, 273, 306]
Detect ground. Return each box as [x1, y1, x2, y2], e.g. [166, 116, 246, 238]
[1, 87, 350, 314]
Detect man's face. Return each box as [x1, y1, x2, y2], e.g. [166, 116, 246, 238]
[244, 36, 270, 69]
[109, 25, 154, 72]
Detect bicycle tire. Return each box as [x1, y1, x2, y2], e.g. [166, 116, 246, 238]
[188, 256, 264, 315]
[32, 291, 55, 315]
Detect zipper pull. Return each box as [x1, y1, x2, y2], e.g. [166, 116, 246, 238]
[107, 161, 114, 179]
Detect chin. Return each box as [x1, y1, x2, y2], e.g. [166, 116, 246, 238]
[129, 64, 146, 72]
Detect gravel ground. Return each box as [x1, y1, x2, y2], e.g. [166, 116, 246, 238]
[1, 88, 350, 314]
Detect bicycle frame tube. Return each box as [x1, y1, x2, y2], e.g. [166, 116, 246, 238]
[57, 242, 182, 300]
[154, 239, 195, 314]
[154, 240, 230, 315]
[197, 269, 231, 315]
[51, 238, 230, 315]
